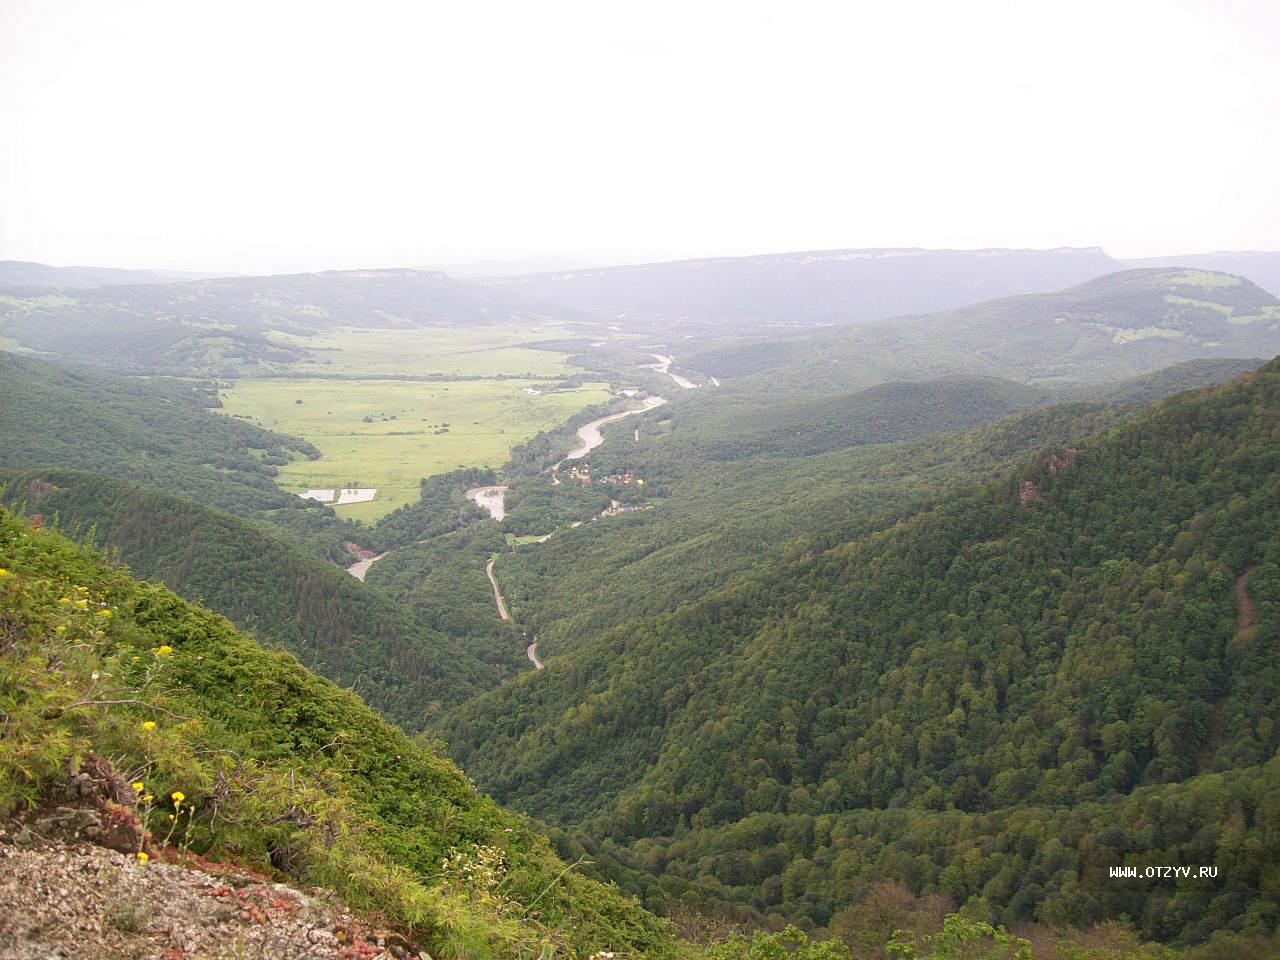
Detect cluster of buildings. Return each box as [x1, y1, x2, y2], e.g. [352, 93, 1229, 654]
[599, 501, 649, 518]
[563, 463, 646, 488]
[601, 467, 644, 486]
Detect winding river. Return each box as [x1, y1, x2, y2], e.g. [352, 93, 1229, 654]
[556, 396, 667, 469]
[640, 354, 698, 390]
[466, 484, 509, 521]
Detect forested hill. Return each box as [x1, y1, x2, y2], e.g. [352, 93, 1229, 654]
[442, 358, 1280, 941]
[478, 363, 1258, 664]
[685, 268, 1280, 393]
[0, 268, 570, 375]
[0, 507, 680, 959]
[1127, 251, 1280, 299]
[0, 271, 576, 378]
[644, 376, 1047, 461]
[1059, 357, 1266, 405]
[0, 351, 361, 558]
[0, 470, 513, 722]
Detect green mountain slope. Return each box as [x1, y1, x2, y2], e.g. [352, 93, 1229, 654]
[0, 470, 513, 722]
[641, 376, 1047, 461]
[0, 351, 362, 558]
[1062, 357, 1265, 405]
[0, 506, 680, 959]
[687, 269, 1280, 393]
[371, 364, 1250, 676]
[480, 400, 1133, 662]
[440, 359, 1280, 941]
[454, 364, 1248, 662]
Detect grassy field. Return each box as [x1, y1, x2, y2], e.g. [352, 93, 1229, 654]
[219, 376, 611, 522]
[215, 323, 623, 521]
[1171, 269, 1241, 288]
[273, 323, 581, 377]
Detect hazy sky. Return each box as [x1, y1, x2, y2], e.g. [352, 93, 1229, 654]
[2, 0, 1277, 274]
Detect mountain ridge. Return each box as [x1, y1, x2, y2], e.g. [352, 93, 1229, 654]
[484, 246, 1124, 330]
[686, 268, 1280, 392]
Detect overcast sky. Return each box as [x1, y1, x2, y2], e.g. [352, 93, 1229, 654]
[2, 0, 1277, 274]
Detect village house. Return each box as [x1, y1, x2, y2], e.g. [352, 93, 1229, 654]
[600, 468, 644, 486]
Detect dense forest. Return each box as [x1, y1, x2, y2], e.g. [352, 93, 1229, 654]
[486, 392, 1139, 658]
[441, 359, 1280, 946]
[0, 351, 367, 559]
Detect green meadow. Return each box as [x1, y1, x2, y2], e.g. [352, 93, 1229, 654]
[273, 323, 580, 377]
[216, 323, 620, 521]
[219, 370, 612, 529]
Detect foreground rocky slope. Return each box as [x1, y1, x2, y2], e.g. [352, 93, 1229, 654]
[0, 835, 413, 960]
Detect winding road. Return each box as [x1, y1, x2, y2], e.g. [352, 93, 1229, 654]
[485, 556, 544, 669]
[526, 638, 545, 670]
[347, 394, 673, 670]
[484, 557, 510, 621]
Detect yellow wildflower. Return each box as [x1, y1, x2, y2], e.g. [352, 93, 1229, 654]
[55, 625, 66, 633]
[155, 645, 173, 656]
[98, 609, 113, 617]
[142, 720, 156, 731]
[136, 852, 149, 864]
[171, 790, 186, 806]
[75, 598, 89, 608]
[58, 597, 71, 605]
[131, 782, 144, 793]
[0, 568, 9, 576]
[143, 794, 153, 803]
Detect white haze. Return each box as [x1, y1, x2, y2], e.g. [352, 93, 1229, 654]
[1, 0, 1277, 274]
